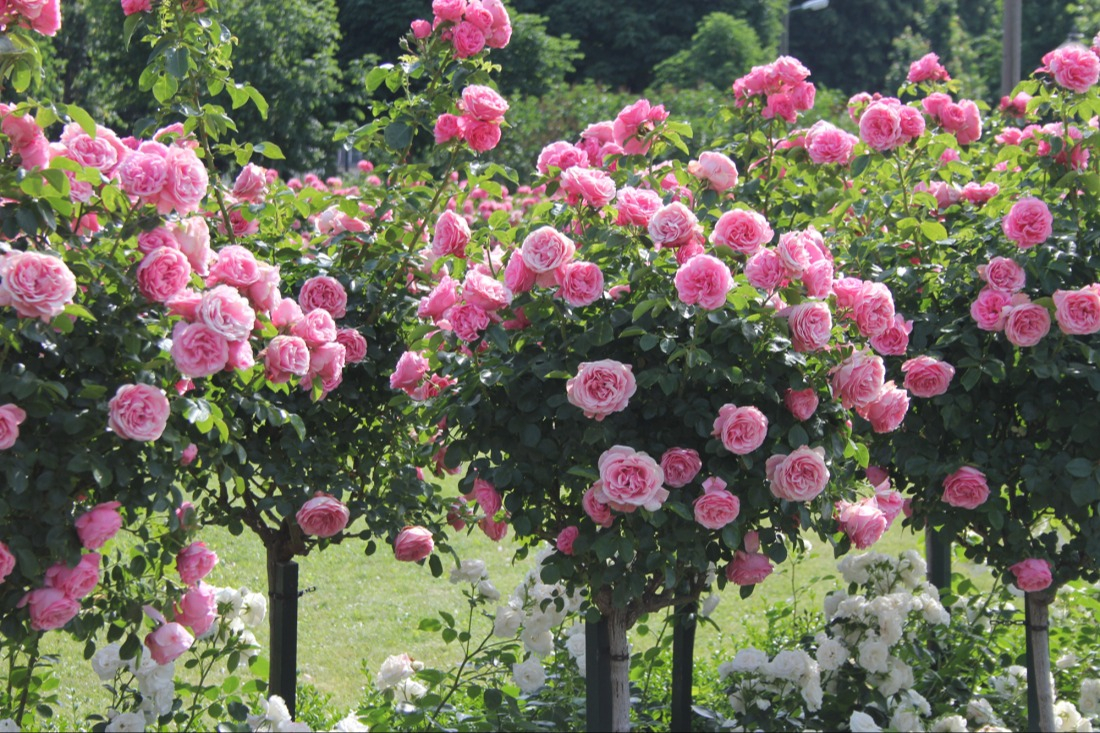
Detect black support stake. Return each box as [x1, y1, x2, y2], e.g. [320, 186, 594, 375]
[925, 527, 952, 591]
[671, 602, 697, 733]
[270, 560, 300, 717]
[586, 616, 612, 732]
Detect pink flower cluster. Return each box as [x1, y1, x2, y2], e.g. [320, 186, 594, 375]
[922, 93, 982, 145]
[1, 103, 49, 169]
[612, 99, 669, 156]
[732, 56, 816, 124]
[421, 0, 512, 58]
[435, 84, 509, 153]
[907, 52, 950, 84]
[859, 97, 926, 151]
[0, 0, 61, 36]
[1039, 44, 1100, 94]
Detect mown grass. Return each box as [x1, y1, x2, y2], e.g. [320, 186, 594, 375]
[38, 512, 985, 724]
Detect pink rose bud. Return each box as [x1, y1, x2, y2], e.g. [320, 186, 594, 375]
[295, 493, 350, 538]
[555, 526, 579, 555]
[394, 526, 435, 562]
[145, 620, 195, 664]
[411, 19, 432, 39]
[74, 501, 123, 550]
[180, 443, 198, 467]
[176, 501, 198, 531]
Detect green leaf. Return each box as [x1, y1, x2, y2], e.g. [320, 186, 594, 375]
[1066, 458, 1094, 478]
[384, 121, 413, 151]
[850, 155, 872, 177]
[365, 65, 391, 93]
[920, 220, 948, 242]
[165, 46, 190, 79]
[64, 104, 98, 137]
[253, 142, 285, 160]
[152, 74, 179, 103]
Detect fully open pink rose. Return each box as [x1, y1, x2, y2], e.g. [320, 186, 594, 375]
[198, 285, 256, 342]
[767, 446, 830, 502]
[784, 301, 833, 352]
[74, 501, 122, 550]
[390, 351, 430, 392]
[463, 270, 513, 312]
[159, 146, 209, 215]
[207, 245, 260, 288]
[1053, 286, 1100, 335]
[394, 526, 435, 562]
[555, 526, 579, 555]
[567, 360, 636, 421]
[44, 553, 101, 599]
[172, 321, 230, 379]
[675, 254, 733, 310]
[830, 350, 886, 409]
[177, 541, 218, 586]
[460, 84, 509, 123]
[869, 314, 912, 356]
[712, 404, 768, 455]
[462, 118, 501, 152]
[693, 477, 740, 530]
[137, 246, 191, 303]
[0, 250, 77, 321]
[0, 541, 15, 584]
[647, 202, 699, 249]
[174, 582, 217, 637]
[805, 120, 858, 165]
[901, 356, 955, 398]
[537, 140, 590, 175]
[942, 466, 990, 509]
[970, 287, 1011, 331]
[479, 515, 509, 541]
[419, 276, 460, 321]
[299, 276, 348, 319]
[434, 113, 464, 144]
[978, 257, 1026, 293]
[108, 384, 170, 442]
[853, 281, 896, 338]
[1002, 197, 1053, 248]
[18, 588, 80, 631]
[1043, 45, 1100, 93]
[0, 403, 27, 450]
[615, 187, 662, 227]
[687, 151, 738, 191]
[432, 210, 472, 258]
[784, 388, 819, 421]
[596, 445, 668, 511]
[521, 226, 575, 273]
[296, 493, 350, 538]
[1009, 558, 1053, 592]
[856, 381, 909, 433]
[145, 621, 195, 664]
[725, 550, 774, 586]
[561, 166, 617, 207]
[1003, 301, 1051, 347]
[556, 261, 604, 307]
[859, 101, 903, 151]
[263, 335, 311, 383]
[660, 448, 702, 488]
[836, 498, 888, 549]
[291, 308, 338, 347]
[710, 208, 772, 254]
[446, 303, 489, 342]
[745, 249, 785, 291]
[336, 328, 368, 363]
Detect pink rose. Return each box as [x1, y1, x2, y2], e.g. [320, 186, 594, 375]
[479, 516, 508, 541]
[390, 351, 430, 392]
[859, 101, 903, 151]
[170, 217, 212, 276]
[18, 588, 80, 631]
[537, 140, 590, 174]
[977, 257, 1026, 293]
[263, 335, 311, 383]
[805, 120, 858, 165]
[171, 321, 230, 378]
[596, 445, 668, 512]
[445, 303, 489, 342]
[693, 477, 740, 530]
[830, 350, 886, 409]
[0, 250, 77, 321]
[432, 210, 472, 258]
[745, 249, 785, 291]
[137, 247, 192, 303]
[44, 553, 101, 599]
[296, 493, 350, 538]
[290, 308, 337, 347]
[687, 151, 738, 191]
[1043, 45, 1100, 93]
[582, 484, 614, 527]
[784, 388, 818, 421]
[207, 245, 259, 288]
[432, 0, 466, 23]
[452, 20, 486, 57]
[555, 526, 579, 555]
[832, 276, 864, 311]
[177, 541, 218, 586]
[710, 209, 772, 255]
[613, 98, 667, 155]
[305, 342, 346, 396]
[554, 260, 603, 308]
[463, 270, 513, 312]
[1009, 558, 1053, 592]
[411, 18, 432, 39]
[1054, 286, 1100, 335]
[460, 84, 509, 122]
[419, 276, 460, 321]
[868, 314, 912, 356]
[725, 551, 774, 586]
[0, 403, 27, 450]
[1002, 197, 1053, 248]
[856, 381, 909, 433]
[299, 276, 347, 319]
[615, 186, 662, 227]
[145, 621, 195, 664]
[108, 383, 170, 442]
[159, 146, 209, 215]
[853, 281, 896, 338]
[962, 182, 1000, 206]
[118, 151, 168, 198]
[908, 52, 950, 83]
[674, 254, 732, 310]
[231, 163, 267, 202]
[1004, 301, 1051, 347]
[470, 478, 502, 516]
[942, 466, 990, 509]
[0, 541, 15, 584]
[521, 226, 575, 273]
[394, 526, 435, 562]
[60, 122, 126, 174]
[174, 582, 217, 637]
[180, 444, 198, 467]
[767, 446, 830, 502]
[660, 448, 702, 488]
[803, 260, 835, 299]
[462, 118, 501, 152]
[901, 356, 955, 398]
[784, 301, 833, 352]
[336, 328, 368, 363]
[502, 254, 536, 295]
[970, 287, 1011, 331]
[74, 502, 122, 550]
[198, 284, 256, 342]
[561, 166, 617, 207]
[567, 360, 636, 421]
[836, 498, 888, 549]
[434, 113, 464, 144]
[136, 227, 178, 254]
[712, 404, 768, 456]
[648, 202, 700, 249]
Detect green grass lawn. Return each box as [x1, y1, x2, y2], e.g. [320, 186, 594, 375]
[40, 513, 989, 724]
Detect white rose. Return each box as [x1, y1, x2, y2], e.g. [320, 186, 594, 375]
[966, 698, 999, 727]
[878, 657, 914, 697]
[521, 626, 554, 658]
[801, 676, 824, 712]
[891, 709, 926, 733]
[565, 633, 587, 660]
[857, 636, 890, 674]
[105, 712, 146, 733]
[238, 629, 261, 659]
[816, 638, 848, 672]
[850, 710, 883, 732]
[332, 712, 368, 732]
[764, 650, 812, 683]
[449, 559, 488, 584]
[240, 590, 267, 628]
[1055, 701, 1084, 733]
[215, 586, 245, 619]
[512, 657, 546, 695]
[376, 654, 416, 691]
[92, 643, 125, 681]
[726, 648, 768, 675]
[700, 594, 721, 618]
[263, 696, 292, 727]
[931, 714, 968, 732]
[493, 605, 523, 638]
[1080, 678, 1100, 716]
[0, 719, 17, 733]
[394, 678, 427, 703]
[276, 722, 311, 733]
[823, 590, 847, 620]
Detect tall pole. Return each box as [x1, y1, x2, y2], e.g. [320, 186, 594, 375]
[780, 6, 791, 56]
[1002, 0, 1022, 97]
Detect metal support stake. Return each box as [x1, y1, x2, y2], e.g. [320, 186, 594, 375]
[671, 602, 698, 732]
[586, 616, 612, 732]
[270, 560, 300, 717]
[925, 527, 952, 591]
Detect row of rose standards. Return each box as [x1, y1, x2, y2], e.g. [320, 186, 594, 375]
[4, 1, 1100, 731]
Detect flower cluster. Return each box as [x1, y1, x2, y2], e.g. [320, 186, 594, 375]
[732, 56, 817, 124]
[434, 84, 510, 153]
[416, 0, 512, 58]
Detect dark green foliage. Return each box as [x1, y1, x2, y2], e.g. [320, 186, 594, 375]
[652, 12, 766, 92]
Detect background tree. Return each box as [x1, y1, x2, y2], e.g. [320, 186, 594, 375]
[651, 12, 766, 91]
